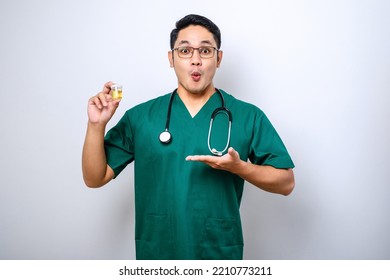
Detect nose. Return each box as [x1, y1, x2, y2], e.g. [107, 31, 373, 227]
[190, 49, 202, 66]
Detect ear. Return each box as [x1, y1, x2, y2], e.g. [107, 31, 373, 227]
[216, 50, 223, 68]
[168, 51, 174, 68]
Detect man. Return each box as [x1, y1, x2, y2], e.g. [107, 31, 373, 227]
[82, 14, 295, 260]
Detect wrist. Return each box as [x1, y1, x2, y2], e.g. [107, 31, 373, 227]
[229, 159, 248, 176]
[87, 120, 107, 134]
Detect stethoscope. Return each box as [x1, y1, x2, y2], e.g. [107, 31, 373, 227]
[159, 88, 232, 156]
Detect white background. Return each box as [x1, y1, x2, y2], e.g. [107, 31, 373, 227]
[1, 0, 389, 259]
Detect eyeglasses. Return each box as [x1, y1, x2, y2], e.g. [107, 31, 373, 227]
[172, 46, 218, 59]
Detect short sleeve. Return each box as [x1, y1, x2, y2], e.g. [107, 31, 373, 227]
[104, 112, 135, 177]
[249, 111, 294, 169]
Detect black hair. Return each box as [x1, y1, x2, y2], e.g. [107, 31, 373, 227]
[170, 14, 221, 50]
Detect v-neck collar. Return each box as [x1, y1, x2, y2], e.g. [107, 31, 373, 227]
[173, 91, 221, 120]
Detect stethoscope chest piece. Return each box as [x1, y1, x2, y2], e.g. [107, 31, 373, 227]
[159, 130, 172, 144]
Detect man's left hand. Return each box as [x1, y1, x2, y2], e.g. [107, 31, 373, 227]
[185, 147, 242, 172]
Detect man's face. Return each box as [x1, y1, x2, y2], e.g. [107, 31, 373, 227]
[169, 25, 223, 95]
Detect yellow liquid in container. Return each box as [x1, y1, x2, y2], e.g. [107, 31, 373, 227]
[111, 88, 123, 100]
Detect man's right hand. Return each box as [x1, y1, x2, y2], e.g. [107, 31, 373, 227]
[87, 81, 121, 125]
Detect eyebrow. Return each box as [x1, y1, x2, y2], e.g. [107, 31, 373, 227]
[177, 40, 213, 46]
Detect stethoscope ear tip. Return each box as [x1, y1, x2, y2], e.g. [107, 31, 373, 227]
[211, 148, 223, 156]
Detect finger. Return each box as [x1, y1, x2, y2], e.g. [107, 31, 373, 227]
[228, 147, 239, 159]
[185, 155, 197, 161]
[227, 147, 236, 156]
[103, 81, 114, 93]
[186, 155, 214, 162]
[89, 91, 110, 109]
[186, 155, 202, 161]
[89, 95, 104, 109]
[111, 98, 121, 109]
[96, 92, 109, 107]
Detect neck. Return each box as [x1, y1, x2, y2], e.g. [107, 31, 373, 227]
[176, 86, 215, 117]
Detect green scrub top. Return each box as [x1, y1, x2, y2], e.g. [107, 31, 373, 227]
[104, 89, 294, 260]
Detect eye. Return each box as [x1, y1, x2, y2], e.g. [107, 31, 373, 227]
[179, 47, 192, 55]
[200, 47, 211, 54]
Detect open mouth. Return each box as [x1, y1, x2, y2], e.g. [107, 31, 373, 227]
[191, 71, 201, 81]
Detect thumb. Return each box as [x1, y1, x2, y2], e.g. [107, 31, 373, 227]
[228, 147, 239, 159]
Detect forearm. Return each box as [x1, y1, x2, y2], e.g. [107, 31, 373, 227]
[186, 147, 295, 195]
[232, 161, 295, 196]
[82, 122, 113, 188]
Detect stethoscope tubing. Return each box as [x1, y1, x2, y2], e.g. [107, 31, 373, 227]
[159, 88, 232, 156]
